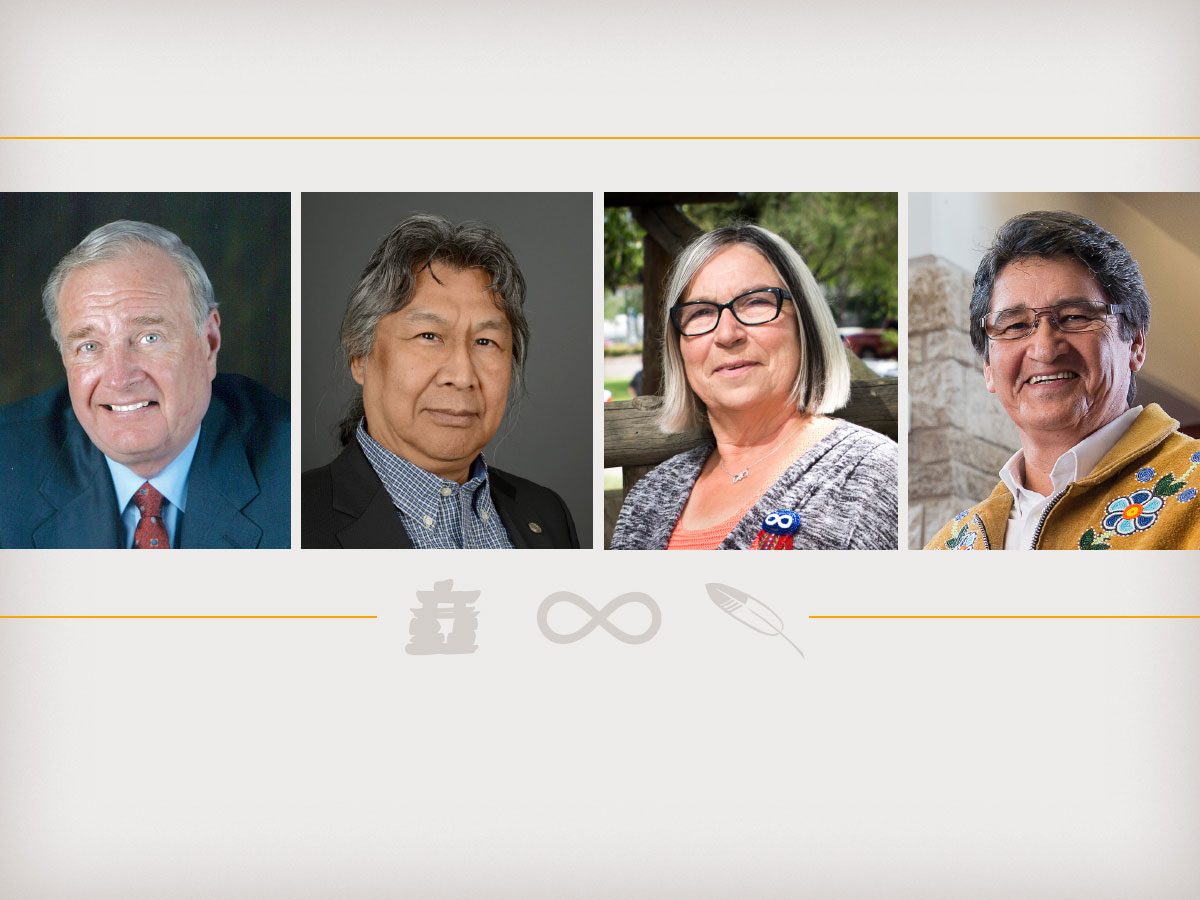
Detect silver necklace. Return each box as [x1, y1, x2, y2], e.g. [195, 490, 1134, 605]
[717, 429, 795, 483]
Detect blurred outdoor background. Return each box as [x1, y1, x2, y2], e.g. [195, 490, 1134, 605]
[909, 192, 1200, 548]
[603, 192, 899, 544]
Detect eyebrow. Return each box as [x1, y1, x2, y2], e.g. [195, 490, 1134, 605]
[402, 310, 453, 328]
[64, 314, 170, 343]
[684, 284, 781, 302]
[401, 310, 511, 333]
[994, 297, 1101, 310]
[475, 317, 511, 333]
[64, 324, 97, 342]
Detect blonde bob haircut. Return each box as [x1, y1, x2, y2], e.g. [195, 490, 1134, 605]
[658, 223, 851, 433]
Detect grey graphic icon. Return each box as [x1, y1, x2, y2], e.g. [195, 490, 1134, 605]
[707, 583, 804, 658]
[407, 579, 480, 655]
[537, 591, 661, 645]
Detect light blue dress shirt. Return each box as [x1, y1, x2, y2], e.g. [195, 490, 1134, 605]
[355, 420, 513, 549]
[104, 429, 201, 549]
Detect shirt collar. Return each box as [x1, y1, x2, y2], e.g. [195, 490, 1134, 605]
[104, 427, 201, 514]
[355, 420, 492, 519]
[999, 405, 1143, 508]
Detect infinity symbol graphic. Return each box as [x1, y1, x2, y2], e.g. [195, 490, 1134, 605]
[537, 591, 661, 644]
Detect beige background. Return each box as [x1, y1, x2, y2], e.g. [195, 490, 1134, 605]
[3, 1, 1200, 898]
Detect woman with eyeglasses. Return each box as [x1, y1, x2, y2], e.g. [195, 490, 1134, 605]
[610, 223, 898, 550]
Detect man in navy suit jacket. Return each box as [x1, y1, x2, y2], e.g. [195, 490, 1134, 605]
[0, 220, 289, 549]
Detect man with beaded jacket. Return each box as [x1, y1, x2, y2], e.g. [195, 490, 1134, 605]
[926, 211, 1200, 551]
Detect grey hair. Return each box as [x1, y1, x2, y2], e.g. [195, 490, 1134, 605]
[337, 214, 530, 444]
[43, 220, 217, 349]
[969, 210, 1150, 405]
[658, 223, 851, 433]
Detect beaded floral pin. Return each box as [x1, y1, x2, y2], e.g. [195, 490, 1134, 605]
[751, 509, 801, 550]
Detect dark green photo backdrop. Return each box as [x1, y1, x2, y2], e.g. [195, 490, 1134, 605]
[0, 193, 290, 404]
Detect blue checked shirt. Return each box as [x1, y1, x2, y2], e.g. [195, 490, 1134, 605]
[356, 421, 514, 549]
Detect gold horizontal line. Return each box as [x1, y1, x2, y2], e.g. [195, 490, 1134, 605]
[1, 135, 1199, 142]
[0, 619, 374, 624]
[810, 615, 1200, 619]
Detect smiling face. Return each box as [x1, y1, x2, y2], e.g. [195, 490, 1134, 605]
[58, 247, 220, 479]
[351, 264, 513, 483]
[677, 243, 801, 419]
[983, 256, 1145, 450]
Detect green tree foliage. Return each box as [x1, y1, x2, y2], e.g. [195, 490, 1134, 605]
[604, 285, 643, 323]
[603, 207, 645, 293]
[683, 193, 897, 325]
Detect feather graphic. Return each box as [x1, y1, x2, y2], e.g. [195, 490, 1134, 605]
[706, 583, 804, 658]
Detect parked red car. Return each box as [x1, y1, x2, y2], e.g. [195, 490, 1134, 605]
[839, 319, 898, 359]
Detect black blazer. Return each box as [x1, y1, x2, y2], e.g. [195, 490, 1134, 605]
[0, 374, 290, 549]
[301, 440, 579, 549]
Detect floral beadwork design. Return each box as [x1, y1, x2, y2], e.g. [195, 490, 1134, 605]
[1081, 460, 1197, 549]
[945, 522, 977, 550]
[1101, 489, 1164, 535]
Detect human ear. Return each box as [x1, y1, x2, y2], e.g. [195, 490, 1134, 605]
[205, 310, 222, 377]
[1129, 330, 1147, 373]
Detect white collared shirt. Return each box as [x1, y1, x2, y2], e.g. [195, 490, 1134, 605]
[999, 406, 1142, 550]
[104, 429, 201, 549]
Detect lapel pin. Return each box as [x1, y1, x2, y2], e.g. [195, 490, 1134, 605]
[751, 509, 801, 550]
[528, 521, 543, 534]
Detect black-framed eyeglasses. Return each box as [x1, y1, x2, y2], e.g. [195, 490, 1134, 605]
[981, 300, 1125, 341]
[670, 287, 791, 336]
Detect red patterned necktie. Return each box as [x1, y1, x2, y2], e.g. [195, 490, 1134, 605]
[132, 482, 170, 549]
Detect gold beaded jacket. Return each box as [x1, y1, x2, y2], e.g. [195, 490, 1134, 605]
[926, 405, 1200, 551]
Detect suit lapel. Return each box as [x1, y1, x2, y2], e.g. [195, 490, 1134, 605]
[490, 472, 555, 549]
[34, 422, 123, 549]
[178, 394, 262, 549]
[336, 485, 415, 548]
[324, 442, 564, 549]
[330, 442, 414, 549]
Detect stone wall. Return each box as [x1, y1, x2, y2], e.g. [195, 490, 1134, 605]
[909, 255, 1020, 548]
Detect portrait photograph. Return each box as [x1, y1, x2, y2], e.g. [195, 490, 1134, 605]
[0, 192, 291, 549]
[603, 192, 899, 550]
[910, 192, 1200, 550]
[300, 192, 592, 550]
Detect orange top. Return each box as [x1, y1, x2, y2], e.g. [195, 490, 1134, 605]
[666, 504, 755, 550]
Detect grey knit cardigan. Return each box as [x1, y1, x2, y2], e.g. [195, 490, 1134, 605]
[610, 420, 898, 550]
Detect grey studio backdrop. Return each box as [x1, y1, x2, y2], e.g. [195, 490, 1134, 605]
[301, 193, 593, 547]
[0, 193, 291, 405]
